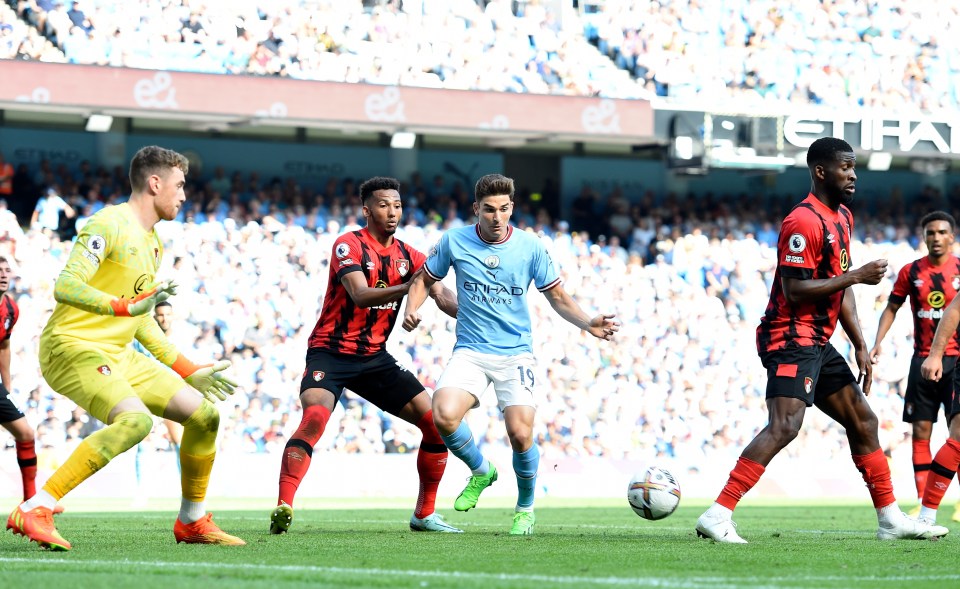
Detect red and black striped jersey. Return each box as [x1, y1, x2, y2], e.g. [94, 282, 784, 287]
[889, 255, 960, 357]
[757, 194, 853, 353]
[307, 228, 425, 356]
[0, 293, 18, 341]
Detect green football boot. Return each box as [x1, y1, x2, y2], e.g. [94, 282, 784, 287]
[509, 510, 535, 535]
[454, 464, 498, 511]
[269, 502, 293, 534]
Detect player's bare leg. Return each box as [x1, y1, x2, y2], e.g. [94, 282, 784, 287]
[166, 390, 244, 545]
[504, 406, 537, 535]
[699, 397, 806, 543]
[272, 387, 334, 534]
[434, 388, 498, 514]
[397, 392, 461, 533]
[818, 385, 947, 540]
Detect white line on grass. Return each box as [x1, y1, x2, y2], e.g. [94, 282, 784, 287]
[56, 515, 878, 535]
[1, 557, 958, 589]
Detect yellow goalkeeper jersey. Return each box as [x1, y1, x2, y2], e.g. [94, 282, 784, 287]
[40, 203, 178, 364]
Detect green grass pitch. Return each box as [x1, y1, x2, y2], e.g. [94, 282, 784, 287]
[2, 500, 958, 588]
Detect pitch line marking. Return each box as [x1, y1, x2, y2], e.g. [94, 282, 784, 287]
[1, 557, 959, 589]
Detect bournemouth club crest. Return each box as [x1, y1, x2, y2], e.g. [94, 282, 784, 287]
[396, 259, 410, 277]
[98, 365, 112, 376]
[803, 377, 813, 394]
[313, 370, 325, 381]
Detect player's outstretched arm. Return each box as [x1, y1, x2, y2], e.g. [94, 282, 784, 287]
[869, 300, 901, 364]
[921, 295, 960, 382]
[134, 311, 180, 364]
[541, 285, 619, 340]
[402, 271, 436, 332]
[55, 222, 176, 316]
[782, 259, 888, 304]
[172, 355, 238, 403]
[427, 280, 458, 319]
[0, 338, 10, 391]
[341, 270, 409, 308]
[838, 286, 871, 394]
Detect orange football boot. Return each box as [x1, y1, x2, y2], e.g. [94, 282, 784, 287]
[7, 505, 71, 551]
[174, 513, 245, 545]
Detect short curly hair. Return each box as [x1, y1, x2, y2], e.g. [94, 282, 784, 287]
[129, 146, 189, 193]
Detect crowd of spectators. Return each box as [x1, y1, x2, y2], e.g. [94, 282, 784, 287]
[7, 0, 639, 97]
[583, 0, 960, 110]
[0, 0, 62, 60]
[6, 0, 960, 111]
[2, 157, 960, 484]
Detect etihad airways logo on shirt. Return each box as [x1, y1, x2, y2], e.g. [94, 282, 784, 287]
[463, 281, 524, 305]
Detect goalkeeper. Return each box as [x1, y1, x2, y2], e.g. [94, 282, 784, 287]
[6, 146, 243, 551]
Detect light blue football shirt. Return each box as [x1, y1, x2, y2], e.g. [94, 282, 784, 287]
[424, 225, 561, 355]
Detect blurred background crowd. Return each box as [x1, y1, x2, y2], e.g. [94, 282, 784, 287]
[1, 158, 958, 480]
[4, 0, 959, 109]
[2, 0, 960, 494]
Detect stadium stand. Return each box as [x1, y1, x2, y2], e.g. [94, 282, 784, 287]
[582, 0, 960, 109]
[1, 162, 957, 478]
[7, 0, 958, 109]
[6, 0, 646, 97]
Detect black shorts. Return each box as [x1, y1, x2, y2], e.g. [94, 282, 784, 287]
[760, 343, 857, 407]
[0, 384, 25, 423]
[904, 355, 957, 423]
[300, 348, 424, 416]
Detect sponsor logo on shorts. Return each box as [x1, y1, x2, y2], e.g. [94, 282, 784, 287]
[803, 377, 813, 394]
[313, 370, 324, 381]
[98, 365, 112, 376]
[906, 402, 914, 416]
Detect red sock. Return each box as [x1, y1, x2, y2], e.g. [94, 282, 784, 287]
[414, 410, 447, 519]
[716, 456, 765, 510]
[852, 449, 896, 509]
[922, 439, 960, 509]
[278, 404, 331, 507]
[15, 440, 37, 500]
[912, 439, 932, 499]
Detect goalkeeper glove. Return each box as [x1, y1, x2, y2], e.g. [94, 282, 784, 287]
[184, 360, 238, 403]
[110, 280, 178, 317]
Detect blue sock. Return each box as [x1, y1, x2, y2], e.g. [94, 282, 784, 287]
[135, 442, 143, 486]
[440, 421, 487, 474]
[513, 445, 540, 510]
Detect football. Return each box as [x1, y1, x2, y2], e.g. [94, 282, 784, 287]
[627, 466, 681, 520]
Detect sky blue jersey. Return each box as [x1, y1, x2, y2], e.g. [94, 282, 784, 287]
[424, 225, 561, 355]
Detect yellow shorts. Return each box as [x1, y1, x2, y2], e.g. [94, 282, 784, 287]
[39, 341, 184, 424]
